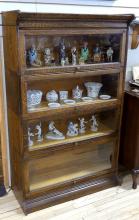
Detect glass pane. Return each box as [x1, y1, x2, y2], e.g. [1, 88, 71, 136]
[26, 73, 119, 112]
[29, 140, 114, 191]
[25, 34, 121, 68]
[27, 109, 117, 151]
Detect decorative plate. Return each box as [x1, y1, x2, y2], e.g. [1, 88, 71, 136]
[48, 103, 61, 108]
[99, 95, 111, 100]
[64, 99, 76, 105]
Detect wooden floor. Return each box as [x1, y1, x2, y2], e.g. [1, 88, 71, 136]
[1, 175, 139, 220]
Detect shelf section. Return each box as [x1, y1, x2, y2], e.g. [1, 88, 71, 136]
[29, 140, 113, 191]
[28, 124, 116, 153]
[23, 98, 120, 120]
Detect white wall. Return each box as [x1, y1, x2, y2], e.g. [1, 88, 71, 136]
[0, 0, 139, 186]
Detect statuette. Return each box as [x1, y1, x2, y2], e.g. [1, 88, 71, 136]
[59, 40, 66, 65]
[44, 48, 52, 66]
[35, 123, 43, 142]
[28, 128, 34, 147]
[78, 118, 87, 134]
[80, 41, 89, 62]
[46, 121, 65, 140]
[27, 45, 42, 67]
[90, 115, 98, 132]
[93, 44, 101, 62]
[106, 47, 113, 62]
[67, 122, 78, 137]
[71, 46, 77, 65]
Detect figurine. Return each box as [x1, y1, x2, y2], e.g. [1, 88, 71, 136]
[90, 115, 98, 132]
[28, 128, 34, 147]
[93, 44, 101, 62]
[27, 45, 42, 67]
[71, 46, 77, 65]
[44, 48, 52, 66]
[46, 121, 65, 140]
[80, 41, 89, 62]
[72, 85, 83, 100]
[67, 122, 78, 137]
[78, 118, 87, 134]
[106, 47, 113, 62]
[65, 57, 69, 65]
[35, 123, 43, 142]
[59, 40, 66, 65]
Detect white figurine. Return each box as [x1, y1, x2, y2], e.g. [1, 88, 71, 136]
[90, 115, 98, 132]
[28, 128, 34, 147]
[67, 122, 78, 137]
[46, 121, 65, 140]
[44, 48, 51, 66]
[71, 46, 77, 65]
[106, 47, 113, 62]
[78, 118, 87, 134]
[61, 58, 65, 66]
[27, 44, 42, 67]
[35, 123, 43, 142]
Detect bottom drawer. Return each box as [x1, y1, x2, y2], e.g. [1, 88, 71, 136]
[29, 140, 116, 191]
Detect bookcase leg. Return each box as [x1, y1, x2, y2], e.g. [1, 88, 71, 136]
[132, 169, 139, 189]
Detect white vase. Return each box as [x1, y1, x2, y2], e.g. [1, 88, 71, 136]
[84, 82, 102, 98]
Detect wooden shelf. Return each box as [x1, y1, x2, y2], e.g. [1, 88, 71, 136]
[24, 62, 121, 76]
[24, 98, 120, 120]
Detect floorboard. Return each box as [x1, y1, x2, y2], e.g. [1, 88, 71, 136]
[0, 175, 139, 220]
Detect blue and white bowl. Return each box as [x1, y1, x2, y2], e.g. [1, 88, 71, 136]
[27, 90, 43, 108]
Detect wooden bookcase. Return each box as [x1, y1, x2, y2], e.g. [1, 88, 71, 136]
[2, 11, 134, 214]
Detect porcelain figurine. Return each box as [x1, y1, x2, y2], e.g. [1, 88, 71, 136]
[93, 44, 101, 62]
[46, 90, 58, 103]
[44, 48, 52, 66]
[90, 115, 98, 132]
[72, 85, 83, 100]
[35, 123, 43, 142]
[80, 41, 89, 62]
[27, 45, 41, 67]
[78, 118, 87, 134]
[65, 57, 69, 65]
[106, 47, 113, 62]
[59, 40, 66, 65]
[46, 121, 65, 140]
[28, 128, 34, 147]
[67, 122, 78, 137]
[71, 46, 77, 65]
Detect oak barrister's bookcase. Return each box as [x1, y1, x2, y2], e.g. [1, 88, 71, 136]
[2, 11, 134, 214]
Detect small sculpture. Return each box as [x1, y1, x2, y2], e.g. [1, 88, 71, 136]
[46, 121, 65, 140]
[106, 47, 113, 62]
[67, 122, 78, 137]
[80, 41, 89, 62]
[78, 118, 87, 134]
[65, 57, 69, 65]
[28, 128, 34, 147]
[71, 46, 77, 65]
[90, 115, 98, 132]
[44, 48, 52, 66]
[27, 45, 41, 67]
[93, 44, 101, 62]
[72, 85, 83, 100]
[35, 123, 43, 142]
[59, 40, 66, 66]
